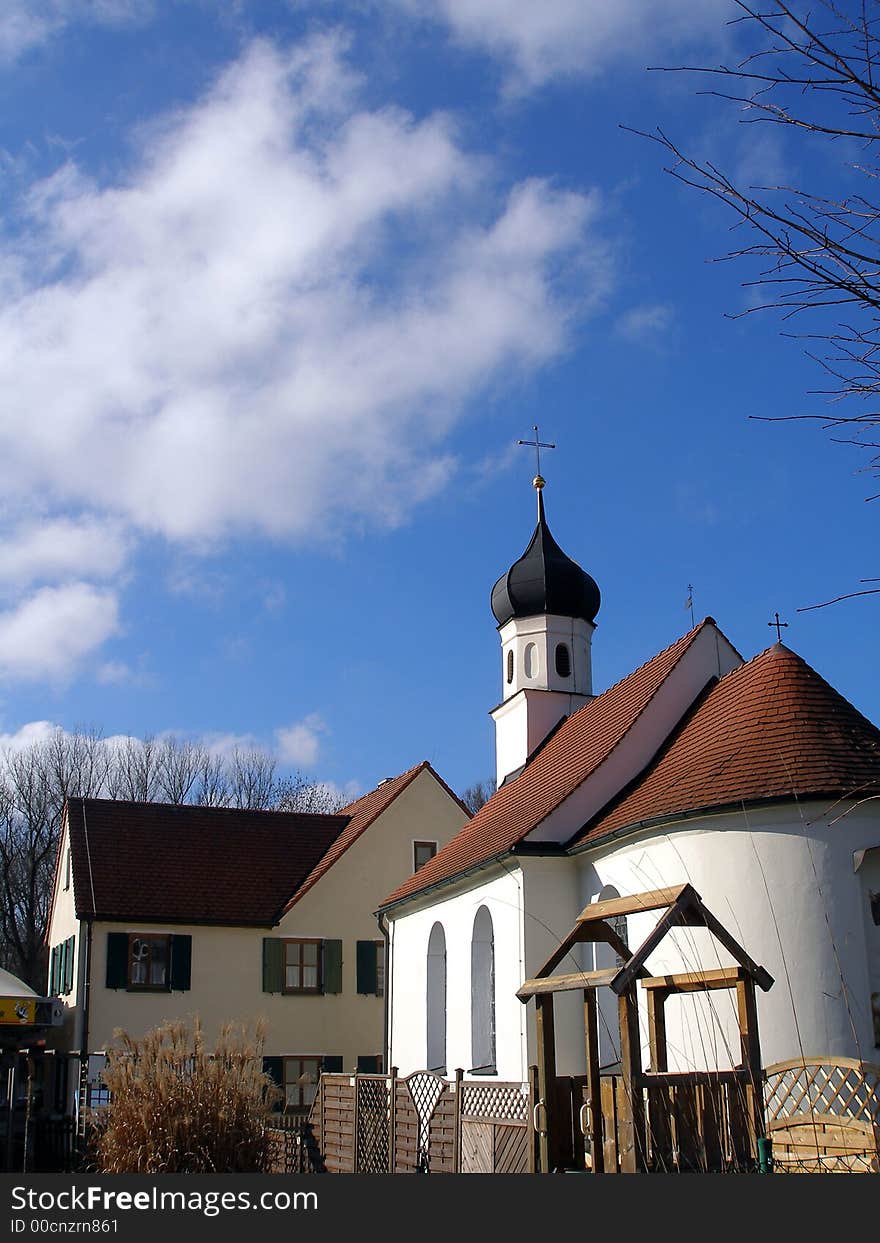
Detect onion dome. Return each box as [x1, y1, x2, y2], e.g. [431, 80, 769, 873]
[491, 482, 600, 627]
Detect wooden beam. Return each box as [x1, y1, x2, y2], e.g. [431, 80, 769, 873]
[641, 967, 749, 994]
[688, 901, 775, 992]
[535, 995, 556, 1174]
[617, 986, 645, 1173]
[517, 967, 620, 1001]
[646, 988, 668, 1073]
[573, 884, 694, 925]
[609, 901, 688, 995]
[529, 924, 603, 983]
[583, 989, 603, 1172]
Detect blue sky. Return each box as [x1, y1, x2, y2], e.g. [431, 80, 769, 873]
[0, 1, 876, 802]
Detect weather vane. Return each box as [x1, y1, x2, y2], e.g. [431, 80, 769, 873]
[768, 611, 789, 643]
[517, 424, 556, 491]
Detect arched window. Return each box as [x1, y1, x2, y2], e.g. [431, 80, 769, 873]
[524, 643, 538, 679]
[426, 923, 447, 1073]
[471, 906, 496, 1074]
[506, 649, 514, 684]
[555, 643, 571, 678]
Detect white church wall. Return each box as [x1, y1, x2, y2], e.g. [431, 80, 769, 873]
[576, 800, 880, 1069]
[519, 856, 586, 1076]
[527, 622, 742, 844]
[386, 867, 527, 1081]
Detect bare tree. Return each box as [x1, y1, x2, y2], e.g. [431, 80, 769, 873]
[639, 0, 879, 603]
[274, 773, 346, 814]
[461, 779, 496, 814]
[155, 737, 206, 805]
[0, 730, 348, 988]
[192, 751, 232, 808]
[106, 735, 161, 802]
[228, 748, 277, 810]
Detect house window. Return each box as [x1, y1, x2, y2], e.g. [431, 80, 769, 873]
[64, 849, 71, 891]
[426, 922, 447, 1074]
[414, 841, 437, 873]
[128, 934, 171, 989]
[357, 1054, 383, 1074]
[470, 906, 496, 1074]
[283, 939, 322, 993]
[284, 1057, 322, 1112]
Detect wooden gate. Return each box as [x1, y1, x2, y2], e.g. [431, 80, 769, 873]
[306, 1070, 533, 1173]
[459, 1081, 531, 1173]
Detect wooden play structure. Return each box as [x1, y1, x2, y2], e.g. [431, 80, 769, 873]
[517, 883, 775, 1172]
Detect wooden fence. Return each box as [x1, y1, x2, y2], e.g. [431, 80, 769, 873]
[764, 1057, 880, 1173]
[305, 1069, 534, 1174]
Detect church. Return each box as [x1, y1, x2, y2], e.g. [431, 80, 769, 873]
[378, 474, 880, 1082]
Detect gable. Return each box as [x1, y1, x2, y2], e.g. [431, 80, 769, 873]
[381, 619, 742, 910]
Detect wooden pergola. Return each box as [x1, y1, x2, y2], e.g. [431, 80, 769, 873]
[517, 883, 774, 1172]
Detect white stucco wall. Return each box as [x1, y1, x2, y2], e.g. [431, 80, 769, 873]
[388, 799, 880, 1085]
[386, 866, 528, 1080]
[578, 800, 880, 1069]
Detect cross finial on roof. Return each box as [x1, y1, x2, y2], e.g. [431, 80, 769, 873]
[768, 611, 789, 643]
[517, 424, 555, 495]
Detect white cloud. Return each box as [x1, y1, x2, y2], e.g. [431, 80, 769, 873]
[393, 0, 731, 92]
[615, 302, 673, 342]
[0, 584, 120, 681]
[0, 518, 128, 590]
[0, 36, 599, 553]
[0, 1, 151, 63]
[0, 719, 57, 751]
[275, 713, 327, 767]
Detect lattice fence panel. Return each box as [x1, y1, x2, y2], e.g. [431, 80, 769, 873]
[355, 1076, 390, 1173]
[460, 1082, 529, 1123]
[765, 1060, 880, 1126]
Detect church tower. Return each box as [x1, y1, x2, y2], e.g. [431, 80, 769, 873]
[489, 476, 600, 787]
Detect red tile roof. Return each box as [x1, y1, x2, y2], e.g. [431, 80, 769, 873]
[281, 761, 468, 913]
[66, 799, 351, 925]
[576, 643, 880, 845]
[380, 621, 713, 909]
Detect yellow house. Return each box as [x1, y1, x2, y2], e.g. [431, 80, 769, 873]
[45, 762, 468, 1113]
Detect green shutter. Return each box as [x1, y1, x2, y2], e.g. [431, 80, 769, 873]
[322, 1056, 343, 1073]
[169, 935, 192, 990]
[356, 940, 377, 994]
[60, 934, 70, 994]
[65, 936, 75, 993]
[322, 939, 343, 994]
[106, 932, 128, 989]
[262, 937, 283, 993]
[49, 946, 58, 995]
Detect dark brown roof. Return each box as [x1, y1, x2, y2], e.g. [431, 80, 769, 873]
[576, 644, 880, 845]
[66, 799, 349, 925]
[281, 761, 468, 913]
[380, 621, 713, 909]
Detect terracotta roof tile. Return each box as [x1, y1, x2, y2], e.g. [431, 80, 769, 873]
[66, 799, 349, 925]
[577, 644, 880, 844]
[282, 762, 467, 912]
[380, 620, 712, 909]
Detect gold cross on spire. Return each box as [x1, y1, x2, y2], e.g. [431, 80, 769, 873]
[517, 424, 556, 490]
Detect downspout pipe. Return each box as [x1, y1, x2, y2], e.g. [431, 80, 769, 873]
[375, 909, 390, 1073]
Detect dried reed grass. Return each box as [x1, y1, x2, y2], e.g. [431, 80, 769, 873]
[92, 1016, 281, 1172]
